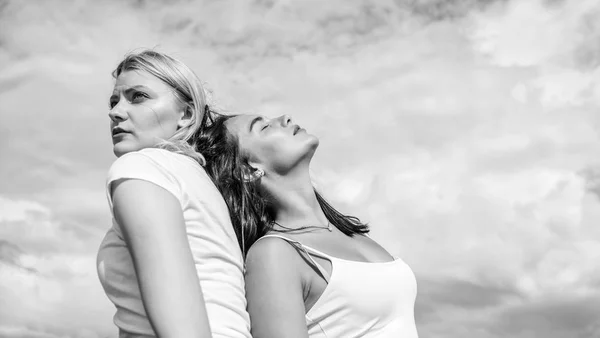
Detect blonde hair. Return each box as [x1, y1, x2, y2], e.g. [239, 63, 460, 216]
[113, 49, 208, 166]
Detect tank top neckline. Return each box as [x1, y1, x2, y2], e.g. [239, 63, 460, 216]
[260, 233, 401, 265]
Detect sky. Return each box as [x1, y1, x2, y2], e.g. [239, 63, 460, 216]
[0, 0, 599, 337]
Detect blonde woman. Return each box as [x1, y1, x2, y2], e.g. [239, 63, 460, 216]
[96, 50, 251, 338]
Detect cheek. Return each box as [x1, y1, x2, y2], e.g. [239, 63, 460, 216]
[244, 138, 278, 165]
[244, 133, 300, 168]
[262, 134, 288, 154]
[261, 138, 296, 165]
[132, 101, 181, 132]
[128, 106, 159, 128]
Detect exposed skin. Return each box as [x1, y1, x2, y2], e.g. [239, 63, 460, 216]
[109, 70, 188, 157]
[108, 70, 211, 338]
[225, 114, 395, 338]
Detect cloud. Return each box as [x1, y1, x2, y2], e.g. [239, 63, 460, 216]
[581, 166, 600, 199]
[398, 0, 508, 21]
[0, 240, 35, 273]
[0, 0, 598, 336]
[0, 255, 115, 338]
[494, 294, 600, 338]
[0, 195, 114, 337]
[416, 277, 523, 321]
[469, 0, 600, 111]
[0, 196, 48, 223]
[0, 326, 64, 338]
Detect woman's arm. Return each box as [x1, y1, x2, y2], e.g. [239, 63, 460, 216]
[245, 238, 309, 338]
[112, 179, 212, 338]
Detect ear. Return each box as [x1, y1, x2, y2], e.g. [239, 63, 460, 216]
[242, 166, 264, 182]
[177, 105, 193, 129]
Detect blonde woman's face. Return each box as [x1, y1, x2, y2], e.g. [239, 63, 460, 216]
[108, 70, 186, 157]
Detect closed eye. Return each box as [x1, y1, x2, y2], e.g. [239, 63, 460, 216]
[261, 124, 269, 131]
[249, 116, 266, 132]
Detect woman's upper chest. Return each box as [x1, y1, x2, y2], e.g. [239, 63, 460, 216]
[292, 231, 393, 262]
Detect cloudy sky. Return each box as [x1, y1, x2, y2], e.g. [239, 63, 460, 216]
[1, 0, 599, 337]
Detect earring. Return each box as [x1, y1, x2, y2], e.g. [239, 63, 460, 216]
[243, 168, 265, 182]
[255, 169, 265, 178]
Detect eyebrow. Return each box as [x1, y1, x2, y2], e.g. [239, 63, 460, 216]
[127, 85, 152, 91]
[249, 116, 264, 132]
[111, 85, 152, 96]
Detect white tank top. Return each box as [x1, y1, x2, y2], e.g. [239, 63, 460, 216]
[255, 234, 419, 337]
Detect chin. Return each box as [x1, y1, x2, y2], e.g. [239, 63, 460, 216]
[304, 139, 319, 160]
[304, 135, 319, 156]
[307, 134, 320, 148]
[113, 141, 141, 158]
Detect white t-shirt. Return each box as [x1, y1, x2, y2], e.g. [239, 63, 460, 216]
[97, 148, 251, 338]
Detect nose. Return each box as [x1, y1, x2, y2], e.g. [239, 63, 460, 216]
[108, 102, 128, 123]
[278, 114, 292, 127]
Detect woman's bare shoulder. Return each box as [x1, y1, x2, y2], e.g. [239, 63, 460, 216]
[245, 235, 304, 278]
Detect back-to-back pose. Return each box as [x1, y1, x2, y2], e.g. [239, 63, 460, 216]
[197, 113, 419, 337]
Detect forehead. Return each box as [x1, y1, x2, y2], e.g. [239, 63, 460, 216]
[113, 70, 171, 92]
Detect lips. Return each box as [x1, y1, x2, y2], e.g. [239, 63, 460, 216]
[112, 127, 129, 136]
[293, 125, 300, 135]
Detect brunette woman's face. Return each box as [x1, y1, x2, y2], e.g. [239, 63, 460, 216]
[108, 70, 186, 157]
[225, 114, 319, 175]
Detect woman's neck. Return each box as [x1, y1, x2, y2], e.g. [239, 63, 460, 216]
[263, 172, 328, 228]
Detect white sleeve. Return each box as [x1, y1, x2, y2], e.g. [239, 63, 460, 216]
[105, 150, 182, 210]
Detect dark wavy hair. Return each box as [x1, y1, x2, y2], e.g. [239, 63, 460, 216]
[195, 113, 369, 256]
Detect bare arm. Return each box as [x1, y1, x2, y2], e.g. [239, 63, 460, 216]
[245, 238, 309, 338]
[112, 179, 212, 338]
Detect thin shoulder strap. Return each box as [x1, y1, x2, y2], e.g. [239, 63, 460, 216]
[256, 235, 331, 282]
